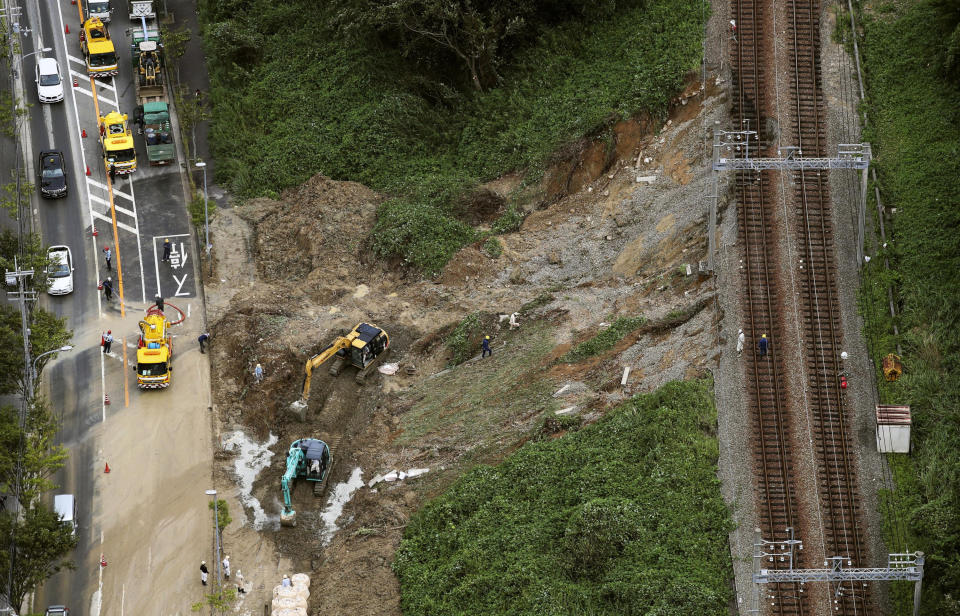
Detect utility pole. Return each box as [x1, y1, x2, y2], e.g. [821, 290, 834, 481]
[4, 259, 36, 614]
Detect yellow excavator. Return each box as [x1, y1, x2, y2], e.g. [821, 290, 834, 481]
[297, 323, 390, 405]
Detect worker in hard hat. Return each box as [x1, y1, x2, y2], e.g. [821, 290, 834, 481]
[758, 333, 769, 357]
[481, 335, 492, 358]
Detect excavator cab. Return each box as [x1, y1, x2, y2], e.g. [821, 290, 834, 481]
[295, 323, 390, 411]
[281, 438, 333, 526]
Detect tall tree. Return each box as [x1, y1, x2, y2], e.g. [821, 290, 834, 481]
[0, 506, 77, 612]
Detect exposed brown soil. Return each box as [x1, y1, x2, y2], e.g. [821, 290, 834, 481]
[204, 69, 730, 614]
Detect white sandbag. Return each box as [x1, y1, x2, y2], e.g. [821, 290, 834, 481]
[293, 585, 310, 601]
[276, 585, 299, 600]
[272, 596, 307, 611]
[273, 609, 307, 616]
[291, 573, 311, 589]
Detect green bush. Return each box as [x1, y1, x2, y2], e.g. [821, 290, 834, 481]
[446, 312, 482, 365]
[562, 316, 646, 363]
[200, 0, 705, 272]
[857, 0, 960, 611]
[481, 237, 502, 259]
[394, 380, 733, 615]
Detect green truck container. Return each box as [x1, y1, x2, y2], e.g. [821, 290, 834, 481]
[140, 101, 174, 165]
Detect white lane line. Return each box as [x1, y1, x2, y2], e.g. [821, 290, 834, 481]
[92, 210, 138, 234]
[70, 85, 121, 110]
[123, 180, 148, 303]
[67, 53, 86, 66]
[89, 194, 137, 218]
[88, 178, 134, 202]
[54, 0, 103, 318]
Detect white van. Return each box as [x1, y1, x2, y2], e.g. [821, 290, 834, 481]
[54, 494, 77, 536]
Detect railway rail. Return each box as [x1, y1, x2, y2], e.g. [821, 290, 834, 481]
[730, 0, 872, 613]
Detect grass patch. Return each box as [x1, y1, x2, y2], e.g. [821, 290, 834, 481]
[856, 0, 960, 611]
[397, 321, 558, 462]
[481, 237, 502, 259]
[445, 312, 483, 366]
[200, 0, 705, 273]
[520, 291, 555, 314]
[394, 379, 733, 615]
[562, 316, 646, 363]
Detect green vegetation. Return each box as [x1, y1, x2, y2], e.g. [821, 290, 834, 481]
[0, 233, 74, 612]
[520, 291, 555, 313]
[209, 499, 232, 533]
[199, 0, 706, 272]
[562, 316, 646, 363]
[399, 320, 558, 463]
[445, 312, 482, 365]
[856, 0, 960, 611]
[481, 237, 502, 259]
[394, 380, 733, 615]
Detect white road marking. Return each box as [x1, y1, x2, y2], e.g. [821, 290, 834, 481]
[89, 193, 136, 218]
[67, 53, 86, 66]
[92, 210, 138, 234]
[88, 178, 133, 201]
[54, 0, 102, 322]
[70, 86, 122, 110]
[173, 274, 189, 296]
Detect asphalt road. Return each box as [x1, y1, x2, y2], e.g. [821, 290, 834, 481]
[11, 0, 202, 612]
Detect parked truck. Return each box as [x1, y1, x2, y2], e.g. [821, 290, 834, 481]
[135, 305, 173, 388]
[79, 17, 118, 78]
[137, 101, 174, 165]
[129, 23, 176, 166]
[85, 0, 112, 22]
[99, 110, 137, 174]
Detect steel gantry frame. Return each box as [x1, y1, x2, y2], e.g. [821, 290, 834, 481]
[704, 125, 871, 271]
[751, 529, 925, 616]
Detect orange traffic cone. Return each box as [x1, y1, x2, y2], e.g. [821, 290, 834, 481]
[104, 393, 110, 405]
[104, 462, 110, 473]
[86, 165, 91, 176]
[73, 77, 78, 87]
[65, 24, 69, 34]
[81, 128, 87, 138]
[92, 226, 98, 237]
[100, 555, 107, 567]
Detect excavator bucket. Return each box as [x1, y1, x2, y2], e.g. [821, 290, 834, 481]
[280, 509, 296, 527]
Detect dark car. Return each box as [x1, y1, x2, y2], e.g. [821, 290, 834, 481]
[39, 150, 68, 198]
[45, 606, 69, 616]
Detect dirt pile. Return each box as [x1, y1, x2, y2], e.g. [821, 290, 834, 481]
[205, 73, 731, 615]
[241, 176, 384, 284]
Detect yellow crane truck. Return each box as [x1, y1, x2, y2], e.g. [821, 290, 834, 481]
[135, 305, 173, 388]
[100, 110, 137, 175]
[79, 17, 118, 78]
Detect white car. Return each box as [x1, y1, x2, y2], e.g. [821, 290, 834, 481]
[36, 57, 64, 104]
[46, 246, 74, 295]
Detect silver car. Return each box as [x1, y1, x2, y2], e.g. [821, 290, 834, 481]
[46, 246, 74, 295]
[36, 57, 64, 104]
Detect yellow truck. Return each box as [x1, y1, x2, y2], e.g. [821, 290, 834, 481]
[135, 305, 173, 388]
[100, 110, 137, 175]
[79, 17, 118, 78]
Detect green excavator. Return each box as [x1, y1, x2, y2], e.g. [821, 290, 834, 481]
[280, 438, 332, 527]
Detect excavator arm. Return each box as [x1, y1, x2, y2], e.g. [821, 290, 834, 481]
[299, 337, 351, 403]
[280, 446, 303, 525]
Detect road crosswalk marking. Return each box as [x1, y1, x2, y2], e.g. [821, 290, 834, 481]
[88, 178, 133, 201]
[92, 210, 137, 234]
[88, 193, 136, 218]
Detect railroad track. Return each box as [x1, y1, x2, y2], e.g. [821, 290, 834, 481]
[731, 0, 872, 613]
